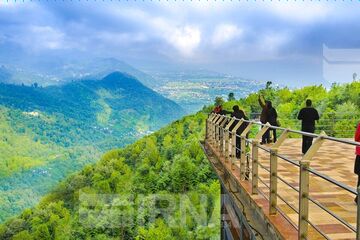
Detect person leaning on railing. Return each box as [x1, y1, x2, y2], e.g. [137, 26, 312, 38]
[230, 105, 249, 158]
[354, 122, 360, 203]
[258, 95, 278, 144]
[258, 95, 269, 144]
[212, 104, 231, 116]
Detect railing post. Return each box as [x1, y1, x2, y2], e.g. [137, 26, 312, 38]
[206, 114, 214, 141]
[220, 117, 229, 156]
[251, 140, 259, 195]
[231, 119, 244, 170]
[298, 132, 325, 239]
[240, 136, 246, 179]
[224, 118, 235, 163]
[215, 116, 224, 151]
[218, 116, 226, 151]
[298, 161, 310, 240]
[210, 115, 220, 146]
[240, 122, 253, 180]
[251, 124, 271, 195]
[269, 148, 278, 215]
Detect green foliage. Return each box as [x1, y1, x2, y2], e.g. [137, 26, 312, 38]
[227, 92, 235, 102]
[0, 111, 220, 240]
[1, 79, 359, 240]
[0, 72, 185, 222]
[223, 81, 360, 137]
[214, 97, 224, 106]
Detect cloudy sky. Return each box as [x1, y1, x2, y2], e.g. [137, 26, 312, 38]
[1, 2, 360, 86]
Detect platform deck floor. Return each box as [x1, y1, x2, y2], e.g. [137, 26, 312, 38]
[229, 138, 358, 239]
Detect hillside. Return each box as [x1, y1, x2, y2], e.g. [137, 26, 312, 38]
[1, 80, 359, 239]
[0, 112, 220, 240]
[0, 72, 185, 222]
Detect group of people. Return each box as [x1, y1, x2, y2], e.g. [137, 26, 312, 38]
[213, 95, 320, 154]
[212, 95, 360, 203]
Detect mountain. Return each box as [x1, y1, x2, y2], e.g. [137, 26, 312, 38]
[0, 110, 220, 240]
[0, 58, 158, 88]
[0, 71, 185, 222]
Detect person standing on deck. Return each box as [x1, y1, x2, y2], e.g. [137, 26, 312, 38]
[297, 99, 320, 154]
[230, 105, 248, 158]
[267, 101, 278, 143]
[354, 122, 360, 203]
[258, 95, 270, 144]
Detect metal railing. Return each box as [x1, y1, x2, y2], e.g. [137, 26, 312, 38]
[249, 112, 359, 138]
[205, 113, 360, 240]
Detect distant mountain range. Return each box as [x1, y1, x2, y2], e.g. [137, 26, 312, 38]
[0, 57, 265, 113]
[0, 71, 185, 222]
[0, 58, 158, 88]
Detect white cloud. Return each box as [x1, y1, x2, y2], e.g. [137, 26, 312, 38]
[261, 32, 290, 53]
[105, 8, 201, 57]
[212, 24, 243, 47]
[28, 26, 66, 50]
[167, 26, 201, 57]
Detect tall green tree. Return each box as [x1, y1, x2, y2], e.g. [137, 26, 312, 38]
[227, 92, 235, 101]
[214, 97, 224, 106]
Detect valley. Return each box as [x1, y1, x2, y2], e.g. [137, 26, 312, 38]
[148, 70, 264, 112]
[0, 71, 184, 222]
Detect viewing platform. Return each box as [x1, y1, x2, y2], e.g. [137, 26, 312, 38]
[201, 113, 360, 240]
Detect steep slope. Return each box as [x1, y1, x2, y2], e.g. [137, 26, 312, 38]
[0, 111, 220, 240]
[0, 72, 185, 222]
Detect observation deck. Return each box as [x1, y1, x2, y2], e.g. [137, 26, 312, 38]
[201, 113, 360, 240]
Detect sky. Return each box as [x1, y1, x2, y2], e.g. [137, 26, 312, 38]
[1, 2, 360, 86]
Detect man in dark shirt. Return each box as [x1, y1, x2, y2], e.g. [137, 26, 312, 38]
[230, 105, 248, 158]
[297, 99, 320, 154]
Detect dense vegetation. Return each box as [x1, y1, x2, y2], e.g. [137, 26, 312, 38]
[0, 72, 185, 222]
[0, 112, 220, 240]
[1, 80, 359, 240]
[208, 81, 360, 138]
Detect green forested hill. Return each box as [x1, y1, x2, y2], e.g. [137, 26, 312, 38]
[1, 81, 359, 240]
[0, 112, 220, 240]
[0, 72, 185, 222]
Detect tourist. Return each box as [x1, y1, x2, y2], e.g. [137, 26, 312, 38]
[230, 105, 249, 158]
[258, 95, 278, 143]
[297, 99, 320, 154]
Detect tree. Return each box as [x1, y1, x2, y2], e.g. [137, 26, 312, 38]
[214, 97, 224, 106]
[266, 81, 272, 89]
[33, 224, 51, 240]
[227, 92, 235, 101]
[12, 230, 33, 240]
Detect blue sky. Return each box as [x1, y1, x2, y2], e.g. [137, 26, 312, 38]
[0, 2, 360, 86]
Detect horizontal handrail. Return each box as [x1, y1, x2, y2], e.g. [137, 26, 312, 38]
[205, 113, 359, 239]
[214, 113, 360, 146]
[307, 168, 357, 195]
